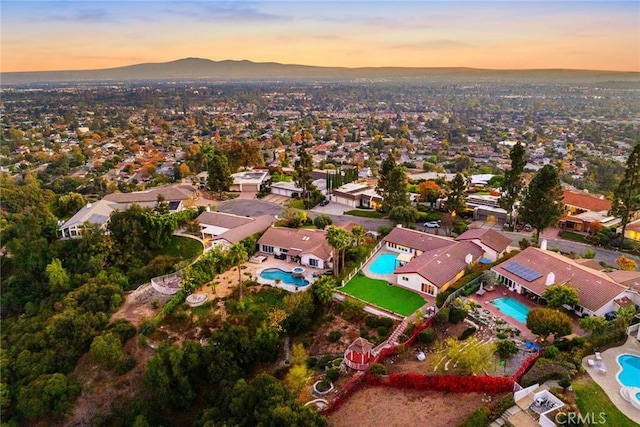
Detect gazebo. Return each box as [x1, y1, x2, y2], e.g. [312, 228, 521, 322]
[344, 337, 374, 371]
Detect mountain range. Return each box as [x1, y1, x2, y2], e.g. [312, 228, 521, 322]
[2, 58, 639, 85]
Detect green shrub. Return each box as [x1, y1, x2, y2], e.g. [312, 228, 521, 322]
[435, 307, 450, 325]
[520, 358, 570, 387]
[115, 354, 136, 375]
[459, 326, 477, 340]
[326, 368, 340, 382]
[328, 331, 342, 342]
[458, 408, 490, 427]
[417, 328, 436, 345]
[341, 298, 365, 321]
[544, 345, 560, 359]
[377, 325, 389, 337]
[368, 363, 387, 376]
[496, 332, 508, 339]
[449, 307, 468, 324]
[496, 340, 518, 359]
[558, 378, 571, 389]
[365, 316, 379, 328]
[318, 355, 336, 370]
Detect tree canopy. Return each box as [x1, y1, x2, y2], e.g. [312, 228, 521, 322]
[519, 164, 564, 242]
[526, 308, 572, 339]
[611, 142, 640, 247]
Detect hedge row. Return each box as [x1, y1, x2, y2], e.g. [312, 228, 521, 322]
[366, 372, 514, 394]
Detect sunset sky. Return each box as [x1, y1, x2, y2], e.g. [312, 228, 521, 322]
[2, 1, 639, 72]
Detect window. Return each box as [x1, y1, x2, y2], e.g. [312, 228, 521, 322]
[421, 283, 436, 296]
[263, 245, 274, 253]
[402, 276, 409, 281]
[309, 259, 318, 267]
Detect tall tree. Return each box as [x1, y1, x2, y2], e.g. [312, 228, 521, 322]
[376, 155, 396, 208]
[519, 164, 564, 242]
[382, 165, 412, 212]
[208, 153, 233, 198]
[227, 243, 249, 299]
[611, 142, 640, 247]
[326, 225, 352, 278]
[499, 142, 526, 228]
[443, 173, 467, 216]
[293, 142, 315, 206]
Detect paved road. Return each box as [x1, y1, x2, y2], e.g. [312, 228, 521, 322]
[215, 199, 393, 232]
[216, 199, 639, 270]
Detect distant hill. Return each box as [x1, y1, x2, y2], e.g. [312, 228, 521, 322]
[2, 58, 639, 85]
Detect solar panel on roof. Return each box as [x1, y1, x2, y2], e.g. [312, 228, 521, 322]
[503, 262, 543, 282]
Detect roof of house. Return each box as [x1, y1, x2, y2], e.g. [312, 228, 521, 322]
[562, 189, 611, 212]
[104, 184, 197, 204]
[196, 211, 254, 229]
[606, 270, 640, 293]
[384, 226, 456, 253]
[626, 219, 640, 232]
[395, 241, 484, 287]
[258, 227, 332, 260]
[214, 215, 274, 244]
[455, 228, 512, 253]
[492, 247, 626, 312]
[60, 199, 123, 229]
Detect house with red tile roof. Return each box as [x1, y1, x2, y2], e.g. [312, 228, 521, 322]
[455, 228, 513, 262]
[381, 226, 484, 297]
[257, 227, 332, 269]
[559, 189, 619, 232]
[492, 246, 638, 317]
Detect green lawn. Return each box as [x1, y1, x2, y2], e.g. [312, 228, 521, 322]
[341, 274, 425, 316]
[573, 376, 639, 427]
[158, 235, 204, 260]
[344, 210, 386, 219]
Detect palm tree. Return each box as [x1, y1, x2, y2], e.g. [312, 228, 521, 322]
[351, 225, 366, 247]
[227, 243, 248, 299]
[312, 276, 338, 306]
[326, 225, 351, 278]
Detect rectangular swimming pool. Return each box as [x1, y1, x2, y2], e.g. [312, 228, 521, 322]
[369, 252, 398, 275]
[491, 297, 530, 323]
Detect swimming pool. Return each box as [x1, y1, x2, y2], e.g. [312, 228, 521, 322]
[617, 354, 640, 389]
[491, 297, 531, 323]
[369, 253, 398, 275]
[259, 268, 309, 287]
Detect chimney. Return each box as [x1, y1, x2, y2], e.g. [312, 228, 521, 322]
[465, 254, 473, 265]
[545, 272, 555, 286]
[540, 239, 547, 251]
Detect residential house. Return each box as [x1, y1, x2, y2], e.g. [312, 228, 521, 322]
[58, 184, 198, 239]
[196, 210, 273, 248]
[331, 182, 383, 209]
[492, 245, 638, 317]
[382, 226, 484, 297]
[559, 189, 618, 232]
[455, 228, 513, 262]
[257, 227, 332, 269]
[270, 178, 327, 198]
[229, 170, 270, 192]
[622, 219, 640, 242]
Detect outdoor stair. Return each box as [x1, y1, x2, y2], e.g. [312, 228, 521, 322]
[489, 405, 521, 427]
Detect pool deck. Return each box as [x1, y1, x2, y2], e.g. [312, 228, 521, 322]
[361, 248, 400, 282]
[582, 336, 640, 424]
[251, 257, 328, 292]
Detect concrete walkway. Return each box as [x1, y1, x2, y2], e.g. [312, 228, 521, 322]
[582, 336, 640, 424]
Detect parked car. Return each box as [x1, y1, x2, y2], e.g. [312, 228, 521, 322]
[423, 221, 441, 228]
[319, 199, 330, 206]
[524, 224, 533, 232]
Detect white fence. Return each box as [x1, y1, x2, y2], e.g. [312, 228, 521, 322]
[340, 240, 384, 287]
